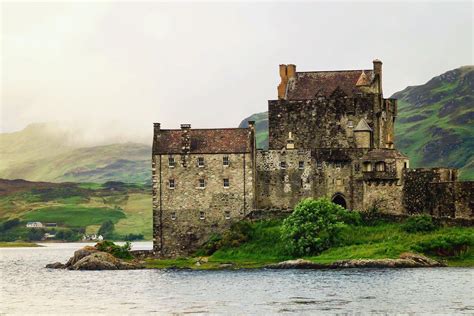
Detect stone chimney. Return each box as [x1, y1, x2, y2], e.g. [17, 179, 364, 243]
[278, 64, 297, 100]
[287, 64, 296, 79]
[181, 124, 191, 153]
[153, 123, 161, 134]
[373, 59, 383, 94]
[248, 120, 255, 130]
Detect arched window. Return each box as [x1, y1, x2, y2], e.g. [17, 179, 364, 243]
[375, 161, 386, 172]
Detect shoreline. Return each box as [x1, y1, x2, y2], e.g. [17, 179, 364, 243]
[0, 241, 42, 248]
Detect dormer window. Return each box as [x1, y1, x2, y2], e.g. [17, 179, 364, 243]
[197, 157, 205, 167]
[168, 156, 175, 168]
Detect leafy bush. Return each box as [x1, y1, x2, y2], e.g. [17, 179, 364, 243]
[95, 240, 133, 259]
[27, 228, 45, 241]
[98, 220, 115, 238]
[413, 233, 473, 257]
[123, 233, 144, 241]
[55, 229, 81, 241]
[360, 199, 387, 226]
[199, 221, 253, 255]
[0, 218, 20, 232]
[281, 198, 359, 256]
[403, 215, 438, 233]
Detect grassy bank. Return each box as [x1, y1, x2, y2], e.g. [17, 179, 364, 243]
[145, 219, 474, 269]
[0, 180, 152, 242]
[0, 241, 41, 247]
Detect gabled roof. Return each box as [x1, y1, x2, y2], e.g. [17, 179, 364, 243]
[354, 119, 373, 132]
[153, 128, 252, 154]
[286, 69, 374, 100]
[361, 149, 408, 160]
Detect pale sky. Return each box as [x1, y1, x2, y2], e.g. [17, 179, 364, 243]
[1, 1, 472, 144]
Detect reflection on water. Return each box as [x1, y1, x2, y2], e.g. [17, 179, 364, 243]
[1, 243, 473, 314]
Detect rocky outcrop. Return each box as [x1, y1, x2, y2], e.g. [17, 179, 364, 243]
[266, 259, 327, 269]
[46, 246, 144, 270]
[266, 253, 445, 269]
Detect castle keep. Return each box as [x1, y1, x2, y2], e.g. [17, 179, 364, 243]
[152, 60, 473, 256]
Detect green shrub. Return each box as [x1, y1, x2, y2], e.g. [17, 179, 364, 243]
[98, 220, 115, 238]
[413, 233, 473, 257]
[0, 218, 20, 232]
[199, 221, 254, 255]
[95, 240, 133, 259]
[123, 233, 144, 241]
[403, 215, 437, 233]
[27, 228, 45, 241]
[55, 229, 81, 241]
[281, 198, 358, 256]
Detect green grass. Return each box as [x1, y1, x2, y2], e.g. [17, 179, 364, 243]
[146, 220, 474, 269]
[23, 205, 126, 227]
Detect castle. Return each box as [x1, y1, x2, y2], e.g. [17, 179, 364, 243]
[152, 60, 473, 257]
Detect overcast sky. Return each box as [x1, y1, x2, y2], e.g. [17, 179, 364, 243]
[1, 1, 472, 144]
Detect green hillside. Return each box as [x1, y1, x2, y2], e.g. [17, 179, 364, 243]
[0, 124, 151, 184]
[0, 179, 152, 241]
[239, 66, 473, 179]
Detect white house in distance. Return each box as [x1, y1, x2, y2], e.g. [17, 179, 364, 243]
[26, 222, 44, 228]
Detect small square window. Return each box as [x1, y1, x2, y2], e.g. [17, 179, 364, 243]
[223, 156, 229, 166]
[199, 211, 205, 220]
[198, 179, 206, 188]
[168, 179, 175, 189]
[224, 211, 231, 220]
[348, 121, 354, 128]
[298, 161, 304, 170]
[171, 212, 176, 220]
[197, 157, 205, 167]
[280, 161, 287, 169]
[223, 178, 230, 188]
[168, 156, 175, 167]
[336, 163, 342, 169]
[317, 162, 323, 169]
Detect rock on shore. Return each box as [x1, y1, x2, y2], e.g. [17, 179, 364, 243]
[46, 245, 144, 270]
[266, 253, 445, 269]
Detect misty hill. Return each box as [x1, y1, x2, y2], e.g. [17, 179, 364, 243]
[0, 123, 151, 184]
[239, 66, 474, 180]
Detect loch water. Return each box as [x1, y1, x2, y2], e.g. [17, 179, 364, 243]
[1, 242, 473, 315]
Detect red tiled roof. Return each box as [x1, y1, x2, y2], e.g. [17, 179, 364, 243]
[286, 70, 374, 100]
[153, 128, 252, 154]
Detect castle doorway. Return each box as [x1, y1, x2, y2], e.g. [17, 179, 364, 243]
[332, 194, 347, 209]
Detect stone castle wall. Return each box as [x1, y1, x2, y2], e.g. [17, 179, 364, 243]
[153, 152, 254, 256]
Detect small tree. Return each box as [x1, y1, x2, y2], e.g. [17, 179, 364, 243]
[98, 220, 115, 238]
[281, 198, 359, 256]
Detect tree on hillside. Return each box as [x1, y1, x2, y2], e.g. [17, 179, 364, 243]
[281, 198, 360, 256]
[98, 220, 115, 238]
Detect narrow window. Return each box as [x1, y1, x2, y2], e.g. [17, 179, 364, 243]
[199, 179, 206, 188]
[224, 211, 231, 220]
[168, 156, 175, 167]
[404, 162, 408, 169]
[280, 161, 287, 169]
[168, 179, 175, 189]
[375, 161, 386, 172]
[317, 162, 323, 169]
[197, 157, 205, 167]
[298, 161, 304, 170]
[355, 163, 360, 172]
[223, 156, 229, 166]
[199, 211, 205, 220]
[300, 178, 304, 188]
[223, 178, 230, 188]
[171, 212, 177, 220]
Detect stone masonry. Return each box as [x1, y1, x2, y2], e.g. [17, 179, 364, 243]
[153, 60, 473, 257]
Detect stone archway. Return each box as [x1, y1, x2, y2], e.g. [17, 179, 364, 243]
[332, 194, 347, 209]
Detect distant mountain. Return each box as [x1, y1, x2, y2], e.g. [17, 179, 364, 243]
[239, 66, 473, 179]
[0, 123, 151, 184]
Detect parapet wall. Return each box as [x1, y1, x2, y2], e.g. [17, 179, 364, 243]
[403, 168, 472, 219]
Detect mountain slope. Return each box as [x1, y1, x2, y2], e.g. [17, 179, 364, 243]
[0, 124, 151, 183]
[393, 66, 473, 179]
[239, 66, 473, 179]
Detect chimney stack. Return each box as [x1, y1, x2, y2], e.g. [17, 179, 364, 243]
[180, 124, 191, 154]
[373, 59, 383, 94]
[153, 123, 161, 139]
[278, 64, 288, 99]
[287, 64, 296, 79]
